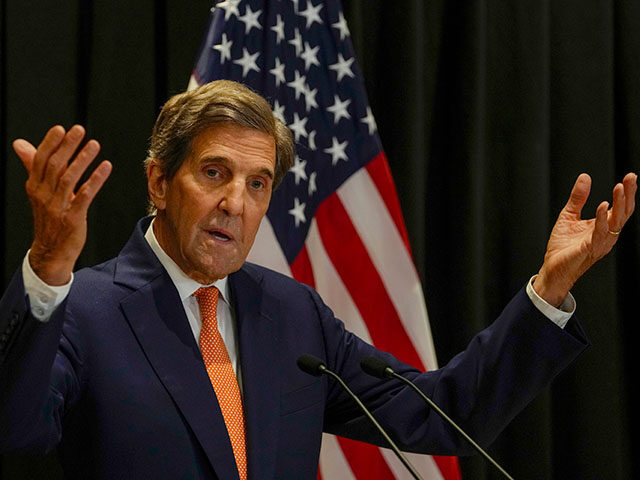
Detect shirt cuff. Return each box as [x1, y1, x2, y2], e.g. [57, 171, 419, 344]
[526, 275, 575, 329]
[22, 250, 73, 322]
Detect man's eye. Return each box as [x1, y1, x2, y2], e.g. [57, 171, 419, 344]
[205, 168, 219, 178]
[250, 179, 265, 190]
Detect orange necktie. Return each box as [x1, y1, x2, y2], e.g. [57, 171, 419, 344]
[194, 286, 247, 480]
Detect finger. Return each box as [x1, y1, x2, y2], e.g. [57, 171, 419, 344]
[12, 139, 37, 171]
[31, 126, 66, 182]
[608, 182, 626, 231]
[623, 172, 637, 217]
[44, 125, 86, 191]
[56, 140, 101, 200]
[70, 160, 113, 217]
[563, 173, 592, 218]
[593, 200, 611, 244]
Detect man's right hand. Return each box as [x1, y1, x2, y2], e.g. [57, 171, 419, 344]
[13, 125, 112, 286]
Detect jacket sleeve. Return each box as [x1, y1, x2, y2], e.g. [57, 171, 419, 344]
[315, 286, 589, 455]
[0, 268, 83, 454]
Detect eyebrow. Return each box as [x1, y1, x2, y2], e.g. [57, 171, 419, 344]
[199, 155, 274, 179]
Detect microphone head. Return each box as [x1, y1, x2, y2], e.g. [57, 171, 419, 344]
[297, 354, 327, 377]
[360, 356, 394, 378]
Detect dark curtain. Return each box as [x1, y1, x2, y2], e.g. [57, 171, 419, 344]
[1, 1, 638, 479]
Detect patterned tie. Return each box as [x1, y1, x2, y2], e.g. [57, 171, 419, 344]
[193, 286, 247, 480]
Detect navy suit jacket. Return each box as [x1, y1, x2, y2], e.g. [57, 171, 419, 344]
[0, 217, 588, 479]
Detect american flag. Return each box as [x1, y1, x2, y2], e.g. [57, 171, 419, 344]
[188, 1, 461, 478]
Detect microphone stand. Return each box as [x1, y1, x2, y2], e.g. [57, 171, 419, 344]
[297, 354, 423, 480]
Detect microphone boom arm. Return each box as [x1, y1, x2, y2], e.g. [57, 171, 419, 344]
[320, 366, 424, 480]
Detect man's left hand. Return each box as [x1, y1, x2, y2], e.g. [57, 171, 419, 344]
[534, 172, 637, 307]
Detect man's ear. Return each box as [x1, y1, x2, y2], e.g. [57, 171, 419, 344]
[147, 160, 167, 211]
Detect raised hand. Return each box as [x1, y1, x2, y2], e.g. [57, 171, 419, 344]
[13, 125, 112, 286]
[534, 172, 637, 306]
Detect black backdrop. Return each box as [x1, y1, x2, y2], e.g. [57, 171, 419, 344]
[1, 1, 638, 479]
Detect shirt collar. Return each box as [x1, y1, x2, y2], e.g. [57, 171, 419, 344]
[144, 218, 230, 304]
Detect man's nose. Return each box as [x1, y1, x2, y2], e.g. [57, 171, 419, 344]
[219, 180, 245, 216]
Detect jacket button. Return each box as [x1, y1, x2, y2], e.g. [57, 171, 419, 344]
[0, 334, 8, 344]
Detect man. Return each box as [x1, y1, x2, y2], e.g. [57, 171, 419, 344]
[0, 80, 636, 479]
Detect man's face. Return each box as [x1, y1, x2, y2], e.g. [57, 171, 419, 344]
[148, 122, 276, 284]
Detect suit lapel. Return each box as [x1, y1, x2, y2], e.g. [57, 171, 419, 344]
[115, 218, 240, 480]
[230, 266, 282, 480]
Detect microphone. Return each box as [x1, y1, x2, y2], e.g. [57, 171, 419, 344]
[297, 354, 423, 480]
[296, 354, 327, 376]
[360, 356, 514, 480]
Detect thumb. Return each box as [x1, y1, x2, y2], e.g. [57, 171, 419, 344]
[563, 173, 592, 218]
[12, 139, 37, 171]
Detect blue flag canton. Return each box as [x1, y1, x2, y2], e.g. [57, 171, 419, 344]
[193, 0, 382, 263]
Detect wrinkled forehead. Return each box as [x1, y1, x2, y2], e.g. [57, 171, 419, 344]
[186, 123, 276, 171]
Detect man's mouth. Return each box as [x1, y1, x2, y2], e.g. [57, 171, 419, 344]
[207, 229, 232, 242]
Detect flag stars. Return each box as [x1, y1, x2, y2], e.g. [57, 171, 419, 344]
[216, 0, 241, 21]
[289, 28, 303, 56]
[299, 0, 323, 29]
[237, 5, 262, 34]
[327, 94, 351, 124]
[324, 137, 348, 166]
[301, 42, 320, 71]
[287, 71, 307, 100]
[272, 99, 286, 124]
[332, 11, 350, 40]
[271, 14, 285, 44]
[289, 0, 300, 14]
[302, 85, 318, 112]
[307, 130, 317, 150]
[308, 171, 317, 196]
[233, 48, 260, 77]
[361, 107, 377, 135]
[289, 113, 309, 142]
[213, 33, 233, 63]
[288, 197, 307, 227]
[329, 53, 355, 82]
[270, 57, 286, 87]
[289, 156, 308, 185]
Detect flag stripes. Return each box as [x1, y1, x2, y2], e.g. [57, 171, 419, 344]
[382, 449, 445, 480]
[318, 433, 356, 479]
[336, 437, 397, 479]
[337, 166, 438, 369]
[364, 153, 413, 255]
[314, 194, 426, 369]
[305, 220, 373, 343]
[290, 245, 316, 289]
